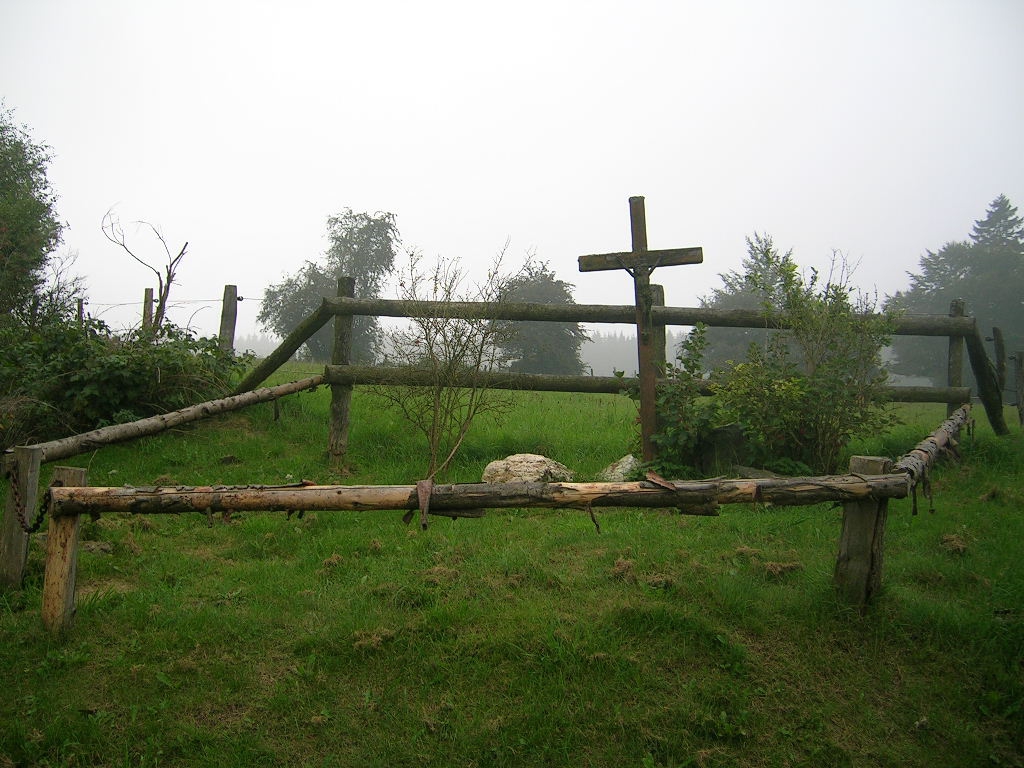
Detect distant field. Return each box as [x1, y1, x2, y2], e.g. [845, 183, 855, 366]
[1, 378, 1021, 767]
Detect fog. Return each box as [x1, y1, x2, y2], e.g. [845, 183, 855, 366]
[3, 1, 1022, 338]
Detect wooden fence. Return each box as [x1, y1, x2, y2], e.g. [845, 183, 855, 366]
[29, 406, 973, 630]
[228, 281, 1009, 472]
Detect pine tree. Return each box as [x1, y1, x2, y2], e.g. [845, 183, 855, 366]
[887, 195, 1024, 384]
[970, 194, 1024, 248]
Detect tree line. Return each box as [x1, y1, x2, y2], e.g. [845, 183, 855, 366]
[3, 100, 1020, 460]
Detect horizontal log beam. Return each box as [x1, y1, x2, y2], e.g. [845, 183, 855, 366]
[47, 474, 910, 519]
[321, 297, 977, 337]
[3, 376, 325, 465]
[324, 365, 970, 404]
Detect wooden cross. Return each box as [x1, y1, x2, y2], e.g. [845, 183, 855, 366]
[578, 196, 704, 463]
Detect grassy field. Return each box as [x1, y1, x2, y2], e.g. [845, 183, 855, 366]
[1, 370, 1022, 767]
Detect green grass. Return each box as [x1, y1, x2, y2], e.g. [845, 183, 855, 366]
[1, 375, 1021, 767]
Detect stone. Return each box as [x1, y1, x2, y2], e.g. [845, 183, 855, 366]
[481, 454, 574, 483]
[597, 454, 642, 482]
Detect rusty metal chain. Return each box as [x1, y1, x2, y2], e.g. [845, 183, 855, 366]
[4, 459, 47, 534]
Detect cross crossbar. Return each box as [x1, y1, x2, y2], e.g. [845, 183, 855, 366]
[577, 247, 704, 273]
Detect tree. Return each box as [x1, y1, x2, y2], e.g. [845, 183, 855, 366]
[259, 209, 399, 361]
[0, 103, 64, 323]
[372, 252, 518, 480]
[102, 210, 187, 331]
[886, 195, 1024, 383]
[698, 233, 797, 368]
[497, 260, 589, 374]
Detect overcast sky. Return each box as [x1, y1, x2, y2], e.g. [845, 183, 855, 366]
[3, 1, 1022, 338]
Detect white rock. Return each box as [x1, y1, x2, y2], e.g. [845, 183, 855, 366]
[597, 454, 642, 482]
[481, 454, 574, 483]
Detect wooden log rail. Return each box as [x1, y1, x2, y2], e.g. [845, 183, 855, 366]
[894, 404, 973, 487]
[324, 364, 972, 404]
[45, 473, 912, 520]
[320, 296, 978, 337]
[35, 405, 975, 631]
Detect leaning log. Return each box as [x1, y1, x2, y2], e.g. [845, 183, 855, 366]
[3, 376, 324, 465]
[894, 404, 972, 486]
[964, 328, 1010, 435]
[47, 474, 911, 519]
[233, 305, 333, 393]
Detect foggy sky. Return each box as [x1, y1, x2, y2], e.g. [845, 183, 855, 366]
[3, 1, 1022, 338]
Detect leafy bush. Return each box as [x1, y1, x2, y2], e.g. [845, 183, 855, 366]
[712, 262, 896, 473]
[648, 249, 897, 476]
[644, 324, 719, 478]
[0, 317, 248, 449]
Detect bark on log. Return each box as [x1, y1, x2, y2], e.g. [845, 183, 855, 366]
[5, 377, 324, 464]
[47, 474, 911, 518]
[893, 404, 972, 486]
[321, 297, 976, 337]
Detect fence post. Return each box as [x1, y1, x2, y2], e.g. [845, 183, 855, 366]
[329, 277, 355, 467]
[142, 287, 155, 330]
[834, 455, 892, 611]
[42, 466, 87, 633]
[1, 446, 43, 589]
[946, 299, 966, 417]
[991, 327, 1006, 394]
[218, 284, 238, 354]
[1014, 351, 1024, 428]
[651, 283, 667, 371]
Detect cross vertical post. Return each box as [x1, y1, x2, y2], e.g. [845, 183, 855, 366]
[578, 196, 704, 464]
[629, 196, 660, 463]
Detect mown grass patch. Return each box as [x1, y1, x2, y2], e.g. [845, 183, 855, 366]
[1, 383, 1021, 767]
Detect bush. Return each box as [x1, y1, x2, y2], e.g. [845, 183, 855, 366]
[712, 263, 895, 473]
[648, 253, 897, 476]
[644, 324, 718, 479]
[0, 317, 248, 449]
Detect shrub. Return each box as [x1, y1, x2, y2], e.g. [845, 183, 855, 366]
[0, 317, 248, 449]
[712, 262, 895, 473]
[644, 324, 719, 478]
[648, 251, 897, 476]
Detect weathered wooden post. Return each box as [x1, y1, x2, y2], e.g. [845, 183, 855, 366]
[1014, 351, 1024, 427]
[142, 287, 155, 330]
[329, 277, 355, 467]
[991, 327, 1006, 393]
[578, 197, 703, 462]
[834, 455, 892, 610]
[42, 466, 87, 633]
[946, 299, 966, 417]
[76, 298, 85, 327]
[651, 283, 667, 372]
[1, 446, 43, 589]
[218, 284, 238, 354]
